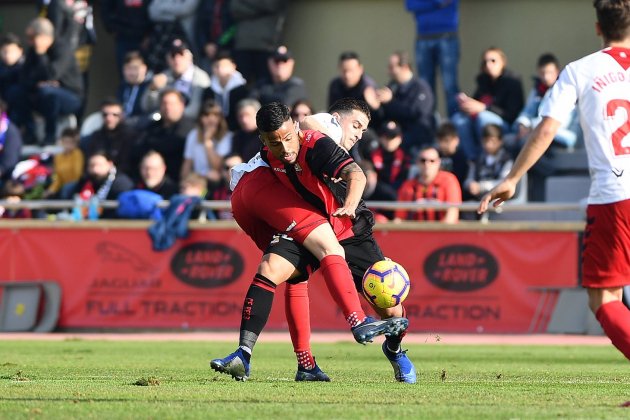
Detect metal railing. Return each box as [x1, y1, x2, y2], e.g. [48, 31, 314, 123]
[0, 199, 586, 223]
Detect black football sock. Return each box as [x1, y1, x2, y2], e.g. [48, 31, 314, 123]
[385, 306, 407, 353]
[238, 274, 276, 360]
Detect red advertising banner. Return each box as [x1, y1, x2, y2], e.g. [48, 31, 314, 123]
[0, 225, 579, 333]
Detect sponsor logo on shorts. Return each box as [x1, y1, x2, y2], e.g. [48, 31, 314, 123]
[423, 245, 498, 292]
[171, 242, 244, 288]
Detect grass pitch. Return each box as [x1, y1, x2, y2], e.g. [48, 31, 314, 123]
[0, 339, 628, 419]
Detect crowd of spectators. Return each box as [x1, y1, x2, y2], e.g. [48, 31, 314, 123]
[0, 1, 583, 222]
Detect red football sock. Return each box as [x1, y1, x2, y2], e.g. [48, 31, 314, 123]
[596, 300, 630, 361]
[285, 281, 315, 369]
[320, 255, 366, 327]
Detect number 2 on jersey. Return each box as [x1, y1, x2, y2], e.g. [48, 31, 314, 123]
[606, 99, 630, 156]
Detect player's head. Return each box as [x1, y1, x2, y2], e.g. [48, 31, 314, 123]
[257, 102, 301, 164]
[328, 98, 371, 151]
[594, 0, 630, 43]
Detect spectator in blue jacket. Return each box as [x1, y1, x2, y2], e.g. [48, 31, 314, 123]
[405, 0, 460, 117]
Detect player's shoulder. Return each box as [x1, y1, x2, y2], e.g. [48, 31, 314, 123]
[302, 129, 336, 149]
[566, 49, 613, 73]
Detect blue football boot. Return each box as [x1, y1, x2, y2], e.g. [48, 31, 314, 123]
[210, 348, 250, 381]
[295, 363, 331, 382]
[382, 342, 417, 384]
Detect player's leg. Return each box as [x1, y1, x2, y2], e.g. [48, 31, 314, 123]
[234, 172, 371, 330]
[589, 286, 630, 359]
[343, 234, 417, 383]
[582, 201, 630, 361]
[210, 252, 297, 381]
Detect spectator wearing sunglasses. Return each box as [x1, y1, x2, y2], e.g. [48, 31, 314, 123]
[82, 98, 138, 176]
[451, 47, 524, 160]
[394, 144, 461, 223]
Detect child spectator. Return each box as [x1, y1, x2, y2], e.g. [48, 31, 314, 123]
[44, 128, 84, 199]
[463, 124, 513, 200]
[180, 171, 208, 220]
[0, 33, 24, 103]
[0, 179, 31, 219]
[435, 122, 469, 192]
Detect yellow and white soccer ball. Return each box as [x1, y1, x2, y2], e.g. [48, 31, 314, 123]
[362, 260, 411, 309]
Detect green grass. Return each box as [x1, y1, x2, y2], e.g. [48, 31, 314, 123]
[0, 340, 628, 419]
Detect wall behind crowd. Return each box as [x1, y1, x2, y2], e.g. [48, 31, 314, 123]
[1, 0, 601, 116]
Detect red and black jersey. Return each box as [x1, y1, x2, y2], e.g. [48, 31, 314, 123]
[262, 130, 375, 240]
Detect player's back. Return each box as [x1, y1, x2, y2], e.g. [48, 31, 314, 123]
[542, 47, 630, 204]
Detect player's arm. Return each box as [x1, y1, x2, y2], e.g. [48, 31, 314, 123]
[478, 116, 560, 213]
[309, 136, 366, 218]
[333, 161, 366, 218]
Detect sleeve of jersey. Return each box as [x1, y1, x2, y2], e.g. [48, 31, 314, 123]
[309, 137, 354, 178]
[540, 65, 579, 125]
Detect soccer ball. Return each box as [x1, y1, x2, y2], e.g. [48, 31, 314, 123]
[362, 260, 410, 309]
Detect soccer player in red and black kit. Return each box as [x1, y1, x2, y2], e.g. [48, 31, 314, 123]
[210, 101, 409, 381]
[263, 99, 416, 383]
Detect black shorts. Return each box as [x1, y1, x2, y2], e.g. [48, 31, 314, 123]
[264, 232, 385, 290]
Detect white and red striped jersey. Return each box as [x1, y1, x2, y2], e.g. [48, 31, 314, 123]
[541, 46, 630, 204]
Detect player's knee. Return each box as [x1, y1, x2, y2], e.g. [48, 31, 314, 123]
[587, 287, 623, 313]
[257, 255, 296, 286]
[373, 304, 403, 319]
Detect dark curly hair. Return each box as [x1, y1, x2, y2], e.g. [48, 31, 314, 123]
[256, 102, 291, 132]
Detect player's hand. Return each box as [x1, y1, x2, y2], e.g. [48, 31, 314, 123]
[332, 206, 356, 219]
[477, 179, 517, 214]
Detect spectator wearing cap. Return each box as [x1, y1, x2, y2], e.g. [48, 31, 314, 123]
[230, 0, 288, 86]
[251, 45, 308, 107]
[11, 17, 83, 145]
[202, 50, 249, 131]
[141, 38, 211, 120]
[369, 120, 411, 191]
[146, 0, 201, 71]
[328, 51, 379, 114]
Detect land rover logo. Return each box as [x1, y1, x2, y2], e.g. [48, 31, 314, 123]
[171, 243, 244, 288]
[424, 245, 498, 292]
